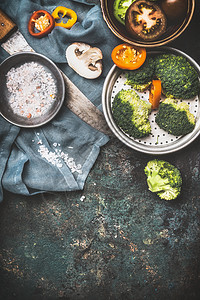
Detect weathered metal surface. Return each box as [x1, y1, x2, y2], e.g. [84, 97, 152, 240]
[0, 2, 200, 300]
[0, 135, 200, 299]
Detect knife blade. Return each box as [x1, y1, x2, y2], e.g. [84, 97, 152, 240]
[0, 9, 112, 135]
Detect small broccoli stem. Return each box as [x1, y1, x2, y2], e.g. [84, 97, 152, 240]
[147, 172, 170, 193]
[158, 188, 180, 200]
[145, 160, 182, 201]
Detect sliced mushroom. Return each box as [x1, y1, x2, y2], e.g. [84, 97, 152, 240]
[66, 42, 103, 79]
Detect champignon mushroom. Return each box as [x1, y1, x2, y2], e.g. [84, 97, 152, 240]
[66, 42, 103, 79]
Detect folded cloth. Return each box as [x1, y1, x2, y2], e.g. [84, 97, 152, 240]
[0, 0, 119, 202]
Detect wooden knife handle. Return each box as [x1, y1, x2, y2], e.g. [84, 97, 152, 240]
[0, 9, 18, 43]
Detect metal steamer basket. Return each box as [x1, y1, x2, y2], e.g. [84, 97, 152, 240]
[102, 47, 200, 155]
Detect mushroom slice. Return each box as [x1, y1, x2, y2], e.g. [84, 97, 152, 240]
[66, 42, 103, 79]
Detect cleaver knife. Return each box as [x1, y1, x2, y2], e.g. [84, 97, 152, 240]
[0, 9, 112, 135]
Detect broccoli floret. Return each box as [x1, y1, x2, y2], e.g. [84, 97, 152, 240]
[154, 54, 200, 99]
[126, 81, 152, 92]
[144, 159, 182, 200]
[155, 98, 195, 136]
[112, 89, 152, 138]
[125, 57, 155, 91]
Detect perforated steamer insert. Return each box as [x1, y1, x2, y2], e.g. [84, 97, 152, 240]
[102, 47, 200, 154]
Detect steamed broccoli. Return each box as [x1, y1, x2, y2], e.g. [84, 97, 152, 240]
[155, 98, 195, 136]
[144, 159, 182, 201]
[125, 57, 155, 92]
[112, 89, 152, 138]
[154, 54, 200, 99]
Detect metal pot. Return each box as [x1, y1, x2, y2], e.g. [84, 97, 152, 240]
[0, 52, 65, 127]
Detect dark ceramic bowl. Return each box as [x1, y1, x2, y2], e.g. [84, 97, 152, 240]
[100, 0, 195, 47]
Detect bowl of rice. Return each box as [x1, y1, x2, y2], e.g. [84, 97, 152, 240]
[0, 52, 65, 127]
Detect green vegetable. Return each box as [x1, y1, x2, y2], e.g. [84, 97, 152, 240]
[154, 54, 200, 99]
[113, 0, 136, 25]
[112, 89, 152, 138]
[144, 159, 182, 200]
[125, 57, 155, 91]
[155, 98, 195, 136]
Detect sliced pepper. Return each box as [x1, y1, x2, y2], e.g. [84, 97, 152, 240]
[111, 43, 146, 70]
[149, 80, 162, 109]
[51, 6, 77, 29]
[28, 10, 55, 38]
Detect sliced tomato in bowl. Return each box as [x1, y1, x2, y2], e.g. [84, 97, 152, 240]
[125, 0, 167, 41]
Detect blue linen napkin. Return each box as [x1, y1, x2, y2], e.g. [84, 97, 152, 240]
[0, 0, 120, 201]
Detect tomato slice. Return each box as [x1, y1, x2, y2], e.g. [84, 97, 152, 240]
[125, 1, 167, 41]
[111, 44, 146, 70]
[149, 80, 162, 109]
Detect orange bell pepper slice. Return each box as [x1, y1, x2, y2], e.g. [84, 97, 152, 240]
[28, 10, 55, 38]
[52, 6, 77, 29]
[149, 80, 162, 109]
[111, 43, 146, 70]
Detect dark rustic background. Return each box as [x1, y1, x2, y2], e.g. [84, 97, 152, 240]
[0, 1, 200, 299]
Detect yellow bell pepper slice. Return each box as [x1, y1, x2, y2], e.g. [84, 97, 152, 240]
[52, 6, 77, 29]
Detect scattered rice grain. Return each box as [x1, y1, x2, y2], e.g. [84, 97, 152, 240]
[37, 141, 82, 174]
[80, 196, 85, 202]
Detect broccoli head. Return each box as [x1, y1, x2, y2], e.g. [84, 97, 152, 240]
[155, 98, 195, 136]
[154, 54, 200, 99]
[125, 57, 155, 91]
[144, 159, 182, 200]
[112, 89, 152, 138]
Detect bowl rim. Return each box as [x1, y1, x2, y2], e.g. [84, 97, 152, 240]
[100, 0, 195, 48]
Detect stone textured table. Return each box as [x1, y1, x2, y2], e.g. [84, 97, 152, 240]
[0, 2, 200, 300]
